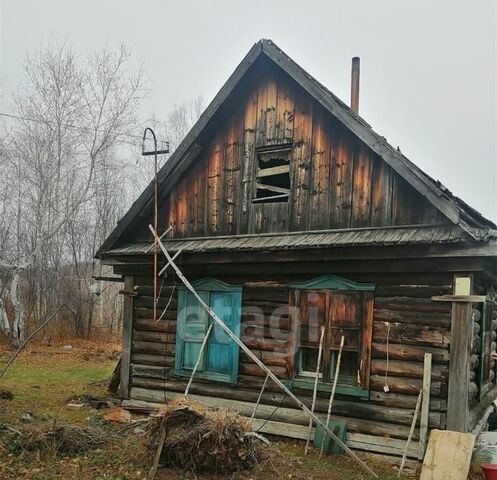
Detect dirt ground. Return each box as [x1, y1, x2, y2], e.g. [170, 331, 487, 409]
[0, 339, 415, 480]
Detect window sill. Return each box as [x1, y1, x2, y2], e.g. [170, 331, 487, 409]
[176, 369, 237, 385]
[286, 378, 369, 399]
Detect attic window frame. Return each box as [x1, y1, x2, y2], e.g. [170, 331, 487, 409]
[252, 144, 292, 204]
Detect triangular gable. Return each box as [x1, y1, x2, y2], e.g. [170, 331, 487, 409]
[289, 275, 375, 291]
[97, 39, 496, 257]
[186, 277, 242, 292]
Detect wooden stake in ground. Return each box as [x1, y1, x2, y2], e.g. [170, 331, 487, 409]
[148, 224, 379, 479]
[304, 326, 325, 455]
[148, 423, 166, 480]
[184, 324, 213, 397]
[399, 388, 423, 477]
[320, 334, 345, 457]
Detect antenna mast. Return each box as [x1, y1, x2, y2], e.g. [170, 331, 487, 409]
[142, 128, 170, 322]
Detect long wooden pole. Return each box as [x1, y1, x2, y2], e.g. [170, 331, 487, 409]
[149, 225, 378, 479]
[399, 389, 423, 477]
[158, 248, 184, 276]
[305, 326, 325, 455]
[153, 149, 158, 323]
[184, 324, 213, 398]
[148, 423, 166, 480]
[250, 372, 270, 425]
[146, 226, 172, 253]
[320, 334, 345, 457]
[0, 306, 64, 380]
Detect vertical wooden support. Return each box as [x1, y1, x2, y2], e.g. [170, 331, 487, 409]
[120, 275, 134, 399]
[447, 301, 473, 432]
[399, 389, 423, 477]
[418, 352, 432, 459]
[184, 324, 213, 398]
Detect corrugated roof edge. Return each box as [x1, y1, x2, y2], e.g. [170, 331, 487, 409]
[100, 224, 492, 258]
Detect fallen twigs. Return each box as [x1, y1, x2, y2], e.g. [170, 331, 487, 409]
[0, 423, 109, 456]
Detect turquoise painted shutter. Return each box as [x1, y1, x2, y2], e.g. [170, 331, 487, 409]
[207, 291, 241, 382]
[175, 290, 209, 372]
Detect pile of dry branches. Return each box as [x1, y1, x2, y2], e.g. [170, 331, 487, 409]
[147, 398, 264, 473]
[0, 423, 108, 456]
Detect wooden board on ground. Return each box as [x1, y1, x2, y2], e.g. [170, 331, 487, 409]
[420, 430, 475, 480]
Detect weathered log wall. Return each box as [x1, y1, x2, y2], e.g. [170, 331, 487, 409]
[116, 257, 454, 458]
[468, 292, 497, 430]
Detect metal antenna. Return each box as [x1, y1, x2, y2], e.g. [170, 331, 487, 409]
[142, 128, 170, 322]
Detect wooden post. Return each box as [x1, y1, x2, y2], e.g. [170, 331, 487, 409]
[446, 301, 473, 432]
[250, 373, 270, 425]
[305, 326, 325, 455]
[184, 324, 213, 398]
[418, 353, 432, 459]
[399, 389, 423, 477]
[320, 335, 345, 457]
[120, 275, 134, 399]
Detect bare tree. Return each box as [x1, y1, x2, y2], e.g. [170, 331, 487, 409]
[0, 42, 147, 346]
[0, 40, 206, 345]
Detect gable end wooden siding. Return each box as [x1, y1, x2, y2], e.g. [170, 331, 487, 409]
[130, 63, 445, 243]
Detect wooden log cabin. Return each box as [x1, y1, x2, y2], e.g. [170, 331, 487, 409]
[97, 39, 497, 467]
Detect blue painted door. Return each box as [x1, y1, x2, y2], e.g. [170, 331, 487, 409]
[207, 292, 241, 381]
[175, 289, 241, 383]
[176, 290, 209, 371]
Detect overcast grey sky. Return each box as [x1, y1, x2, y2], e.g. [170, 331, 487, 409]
[1, 0, 496, 221]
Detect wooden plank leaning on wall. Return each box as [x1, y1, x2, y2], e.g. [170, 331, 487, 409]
[120, 275, 135, 398]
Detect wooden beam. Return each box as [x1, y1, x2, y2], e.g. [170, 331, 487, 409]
[446, 300, 473, 431]
[120, 275, 134, 398]
[431, 294, 486, 303]
[92, 275, 124, 282]
[252, 193, 289, 203]
[255, 182, 290, 195]
[256, 164, 290, 177]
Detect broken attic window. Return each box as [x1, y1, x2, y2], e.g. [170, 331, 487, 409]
[253, 145, 291, 203]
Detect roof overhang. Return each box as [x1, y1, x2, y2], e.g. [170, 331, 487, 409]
[99, 225, 497, 264]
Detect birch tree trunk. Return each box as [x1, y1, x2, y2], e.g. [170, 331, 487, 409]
[0, 279, 10, 336]
[10, 270, 25, 347]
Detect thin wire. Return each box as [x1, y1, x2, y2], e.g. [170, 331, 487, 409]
[255, 379, 294, 433]
[156, 274, 166, 309]
[0, 111, 145, 141]
[158, 270, 178, 403]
